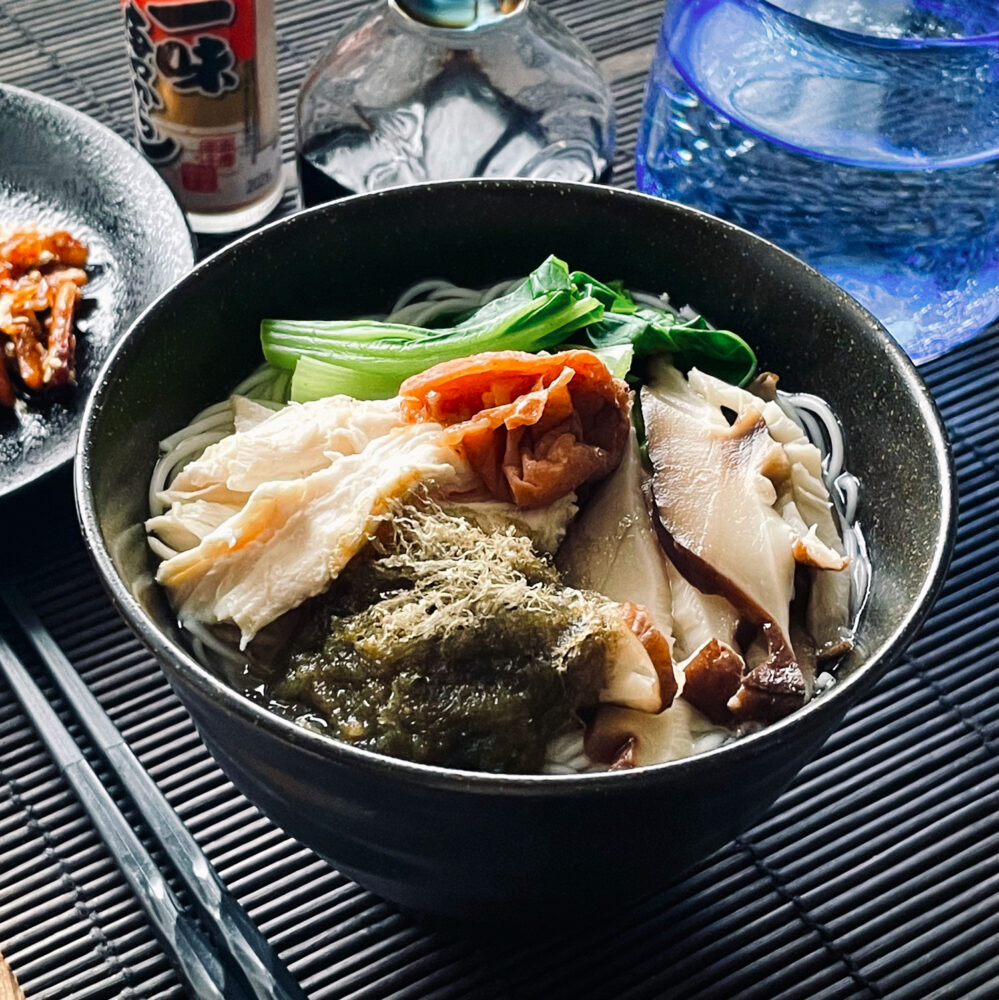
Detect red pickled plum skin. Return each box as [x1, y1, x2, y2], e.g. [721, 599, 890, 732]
[399, 349, 631, 508]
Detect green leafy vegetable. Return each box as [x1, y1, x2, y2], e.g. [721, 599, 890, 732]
[263, 256, 603, 403]
[568, 271, 637, 315]
[261, 255, 758, 403]
[568, 271, 757, 386]
[583, 343, 634, 380]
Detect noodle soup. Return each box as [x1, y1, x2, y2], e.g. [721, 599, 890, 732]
[145, 258, 868, 774]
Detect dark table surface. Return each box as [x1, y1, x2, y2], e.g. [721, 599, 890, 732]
[1, 2, 998, 998]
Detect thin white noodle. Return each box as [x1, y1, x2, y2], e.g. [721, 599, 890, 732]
[542, 729, 596, 774]
[148, 427, 233, 517]
[785, 391, 846, 475]
[427, 288, 482, 303]
[780, 392, 852, 526]
[379, 302, 434, 326]
[389, 278, 457, 312]
[837, 471, 860, 523]
[789, 406, 825, 456]
[185, 619, 248, 671]
[158, 429, 231, 485]
[232, 366, 289, 401]
[146, 536, 177, 561]
[385, 278, 521, 327]
[779, 388, 870, 639]
[393, 301, 469, 328]
[479, 279, 521, 303]
[158, 408, 233, 452]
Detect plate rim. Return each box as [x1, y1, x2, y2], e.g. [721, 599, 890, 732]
[0, 81, 196, 500]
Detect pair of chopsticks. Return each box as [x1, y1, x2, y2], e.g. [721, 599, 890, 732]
[0, 589, 308, 1000]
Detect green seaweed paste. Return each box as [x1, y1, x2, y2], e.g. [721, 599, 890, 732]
[266, 506, 623, 773]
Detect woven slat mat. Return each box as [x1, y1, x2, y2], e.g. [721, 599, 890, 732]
[2, 2, 998, 998]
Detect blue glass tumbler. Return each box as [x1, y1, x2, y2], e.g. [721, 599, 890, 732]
[635, 0, 999, 363]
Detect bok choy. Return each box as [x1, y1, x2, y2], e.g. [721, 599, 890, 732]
[260, 255, 757, 402]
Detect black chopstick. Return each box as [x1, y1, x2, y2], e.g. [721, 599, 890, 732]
[0, 590, 307, 1000]
[0, 628, 248, 1000]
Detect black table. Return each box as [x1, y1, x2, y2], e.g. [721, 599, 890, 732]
[1, 2, 997, 998]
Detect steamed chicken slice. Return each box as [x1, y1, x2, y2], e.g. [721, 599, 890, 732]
[442, 491, 579, 555]
[164, 395, 403, 500]
[232, 395, 281, 432]
[155, 422, 477, 645]
[146, 499, 242, 554]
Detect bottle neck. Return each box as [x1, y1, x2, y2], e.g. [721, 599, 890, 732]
[394, 0, 526, 29]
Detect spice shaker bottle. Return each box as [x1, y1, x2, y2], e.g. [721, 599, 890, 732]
[122, 0, 284, 233]
[296, 0, 615, 205]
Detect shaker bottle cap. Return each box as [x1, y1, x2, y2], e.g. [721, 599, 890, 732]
[395, 0, 525, 29]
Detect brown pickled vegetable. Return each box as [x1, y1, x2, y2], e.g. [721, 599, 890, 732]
[0, 227, 89, 408]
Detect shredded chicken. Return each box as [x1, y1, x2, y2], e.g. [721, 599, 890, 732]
[150, 403, 480, 645]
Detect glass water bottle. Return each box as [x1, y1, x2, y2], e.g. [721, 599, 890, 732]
[296, 0, 615, 205]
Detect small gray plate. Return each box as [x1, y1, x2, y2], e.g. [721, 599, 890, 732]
[0, 83, 195, 499]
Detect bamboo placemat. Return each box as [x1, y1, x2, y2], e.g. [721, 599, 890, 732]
[1, 2, 997, 998]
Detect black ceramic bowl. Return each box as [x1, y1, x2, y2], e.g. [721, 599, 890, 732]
[76, 181, 955, 920]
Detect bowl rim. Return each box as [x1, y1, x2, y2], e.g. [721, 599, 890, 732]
[75, 178, 958, 795]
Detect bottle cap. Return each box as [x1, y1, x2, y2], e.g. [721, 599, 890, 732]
[395, 0, 524, 29]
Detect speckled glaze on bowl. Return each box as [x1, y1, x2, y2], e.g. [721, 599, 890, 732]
[76, 180, 955, 920]
[0, 83, 195, 499]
